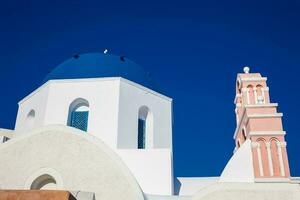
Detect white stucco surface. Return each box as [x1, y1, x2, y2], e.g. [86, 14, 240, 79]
[146, 194, 191, 200]
[175, 177, 219, 196]
[14, 77, 173, 195]
[15, 77, 172, 150]
[118, 79, 172, 149]
[0, 125, 144, 200]
[219, 139, 254, 183]
[0, 128, 14, 137]
[117, 149, 173, 195]
[15, 84, 50, 134]
[0, 128, 14, 144]
[192, 182, 300, 200]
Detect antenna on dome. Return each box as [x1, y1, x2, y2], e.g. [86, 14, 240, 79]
[104, 49, 108, 54]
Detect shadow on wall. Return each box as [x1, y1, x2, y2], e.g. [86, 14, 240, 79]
[30, 174, 57, 190]
[173, 178, 182, 195]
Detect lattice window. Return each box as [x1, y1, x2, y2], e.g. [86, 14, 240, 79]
[70, 111, 89, 132]
[138, 119, 146, 149]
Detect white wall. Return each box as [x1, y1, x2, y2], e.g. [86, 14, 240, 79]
[0, 128, 14, 144]
[15, 84, 50, 133]
[15, 78, 172, 150]
[14, 77, 174, 195]
[219, 139, 254, 183]
[0, 125, 144, 200]
[117, 149, 173, 195]
[175, 177, 219, 196]
[193, 182, 300, 200]
[44, 79, 120, 148]
[15, 78, 121, 148]
[118, 79, 172, 149]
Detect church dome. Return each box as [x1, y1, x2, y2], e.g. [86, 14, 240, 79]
[43, 53, 156, 90]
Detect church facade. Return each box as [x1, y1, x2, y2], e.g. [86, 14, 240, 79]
[0, 53, 299, 200]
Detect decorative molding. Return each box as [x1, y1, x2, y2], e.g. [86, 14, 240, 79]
[252, 142, 264, 176]
[245, 103, 278, 108]
[257, 143, 264, 177]
[240, 77, 267, 82]
[247, 113, 283, 119]
[245, 113, 283, 125]
[280, 142, 287, 147]
[261, 88, 266, 103]
[233, 112, 283, 139]
[246, 89, 250, 104]
[266, 142, 274, 176]
[255, 178, 290, 183]
[254, 89, 258, 104]
[241, 88, 250, 92]
[249, 131, 286, 136]
[276, 141, 285, 177]
[251, 142, 259, 148]
[18, 77, 173, 105]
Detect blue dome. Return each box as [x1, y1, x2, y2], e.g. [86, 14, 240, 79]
[44, 53, 157, 90]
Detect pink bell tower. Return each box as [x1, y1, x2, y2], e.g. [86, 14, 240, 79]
[233, 67, 290, 181]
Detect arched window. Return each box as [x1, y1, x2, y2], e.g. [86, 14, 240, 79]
[138, 106, 153, 149]
[257, 138, 269, 176]
[256, 84, 264, 104]
[30, 174, 57, 190]
[270, 138, 281, 176]
[67, 98, 89, 132]
[247, 85, 254, 104]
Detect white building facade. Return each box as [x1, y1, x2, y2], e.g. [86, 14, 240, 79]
[15, 76, 173, 195]
[0, 53, 300, 200]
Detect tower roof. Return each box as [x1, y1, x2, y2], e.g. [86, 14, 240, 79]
[43, 53, 157, 90]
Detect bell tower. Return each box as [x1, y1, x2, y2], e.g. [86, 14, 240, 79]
[233, 67, 290, 181]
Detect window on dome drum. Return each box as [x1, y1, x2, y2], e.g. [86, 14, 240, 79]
[138, 118, 146, 149]
[67, 98, 89, 132]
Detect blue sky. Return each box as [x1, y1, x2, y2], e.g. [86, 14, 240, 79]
[1, 0, 300, 177]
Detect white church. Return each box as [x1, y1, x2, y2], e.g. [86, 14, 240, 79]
[0, 52, 300, 200]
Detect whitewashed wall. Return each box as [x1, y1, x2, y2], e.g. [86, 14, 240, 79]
[14, 77, 173, 195]
[118, 79, 172, 149]
[15, 84, 50, 133]
[175, 177, 219, 196]
[117, 149, 173, 195]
